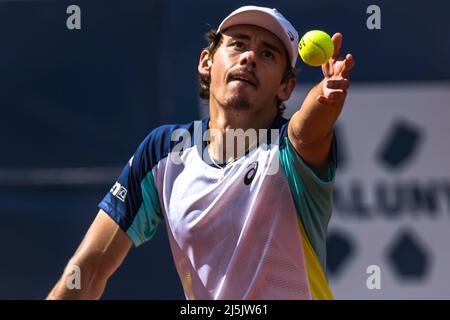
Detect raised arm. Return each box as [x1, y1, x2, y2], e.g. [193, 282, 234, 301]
[47, 209, 132, 299]
[288, 33, 355, 177]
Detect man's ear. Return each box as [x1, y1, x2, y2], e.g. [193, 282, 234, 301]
[277, 75, 296, 102]
[198, 49, 213, 77]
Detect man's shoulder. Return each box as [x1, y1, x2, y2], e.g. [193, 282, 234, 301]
[147, 118, 206, 139]
[269, 115, 290, 148]
[136, 118, 207, 163]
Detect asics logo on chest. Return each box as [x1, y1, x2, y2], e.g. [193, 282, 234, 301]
[244, 161, 259, 185]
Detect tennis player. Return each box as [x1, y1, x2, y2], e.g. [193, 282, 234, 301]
[47, 5, 355, 300]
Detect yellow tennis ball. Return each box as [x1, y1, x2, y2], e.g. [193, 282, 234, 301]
[298, 30, 334, 67]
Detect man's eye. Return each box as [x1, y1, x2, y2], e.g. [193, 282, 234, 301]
[262, 51, 274, 59]
[232, 41, 244, 49]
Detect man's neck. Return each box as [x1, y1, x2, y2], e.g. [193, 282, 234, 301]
[208, 97, 277, 131]
[207, 102, 277, 164]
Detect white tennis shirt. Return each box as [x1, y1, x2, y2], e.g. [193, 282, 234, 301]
[99, 116, 336, 299]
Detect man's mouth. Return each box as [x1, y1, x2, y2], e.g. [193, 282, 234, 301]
[228, 71, 258, 88]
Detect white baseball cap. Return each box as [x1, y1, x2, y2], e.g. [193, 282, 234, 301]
[217, 5, 299, 68]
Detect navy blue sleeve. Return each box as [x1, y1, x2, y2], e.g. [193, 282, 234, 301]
[98, 125, 176, 246]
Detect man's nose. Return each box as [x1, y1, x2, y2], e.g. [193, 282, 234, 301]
[240, 50, 257, 69]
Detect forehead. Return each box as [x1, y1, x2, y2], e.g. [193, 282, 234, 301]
[222, 24, 286, 53]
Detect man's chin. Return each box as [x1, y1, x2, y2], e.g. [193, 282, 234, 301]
[221, 95, 252, 110]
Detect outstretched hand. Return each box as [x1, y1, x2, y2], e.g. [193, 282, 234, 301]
[318, 33, 355, 105]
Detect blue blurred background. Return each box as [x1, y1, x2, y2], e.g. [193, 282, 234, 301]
[1, 0, 449, 299]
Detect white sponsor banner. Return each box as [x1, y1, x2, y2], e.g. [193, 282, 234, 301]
[287, 82, 450, 299]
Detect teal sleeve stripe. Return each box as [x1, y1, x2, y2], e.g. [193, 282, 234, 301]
[279, 136, 336, 272]
[126, 170, 163, 247]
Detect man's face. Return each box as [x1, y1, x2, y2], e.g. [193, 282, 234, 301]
[203, 25, 294, 113]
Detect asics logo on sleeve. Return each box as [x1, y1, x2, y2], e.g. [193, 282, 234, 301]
[244, 161, 258, 185]
[110, 181, 128, 202]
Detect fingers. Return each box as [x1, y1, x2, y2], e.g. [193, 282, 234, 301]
[331, 33, 342, 60]
[326, 79, 350, 90]
[331, 53, 356, 79]
[329, 90, 346, 101]
[322, 33, 355, 83]
[341, 53, 355, 78]
[318, 95, 331, 105]
[322, 61, 333, 78]
[318, 90, 347, 105]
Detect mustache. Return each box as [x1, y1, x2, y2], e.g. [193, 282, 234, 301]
[226, 67, 259, 88]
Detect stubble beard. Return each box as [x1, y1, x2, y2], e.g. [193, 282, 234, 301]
[213, 93, 252, 112]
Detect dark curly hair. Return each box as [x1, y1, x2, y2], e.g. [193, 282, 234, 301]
[198, 30, 295, 116]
